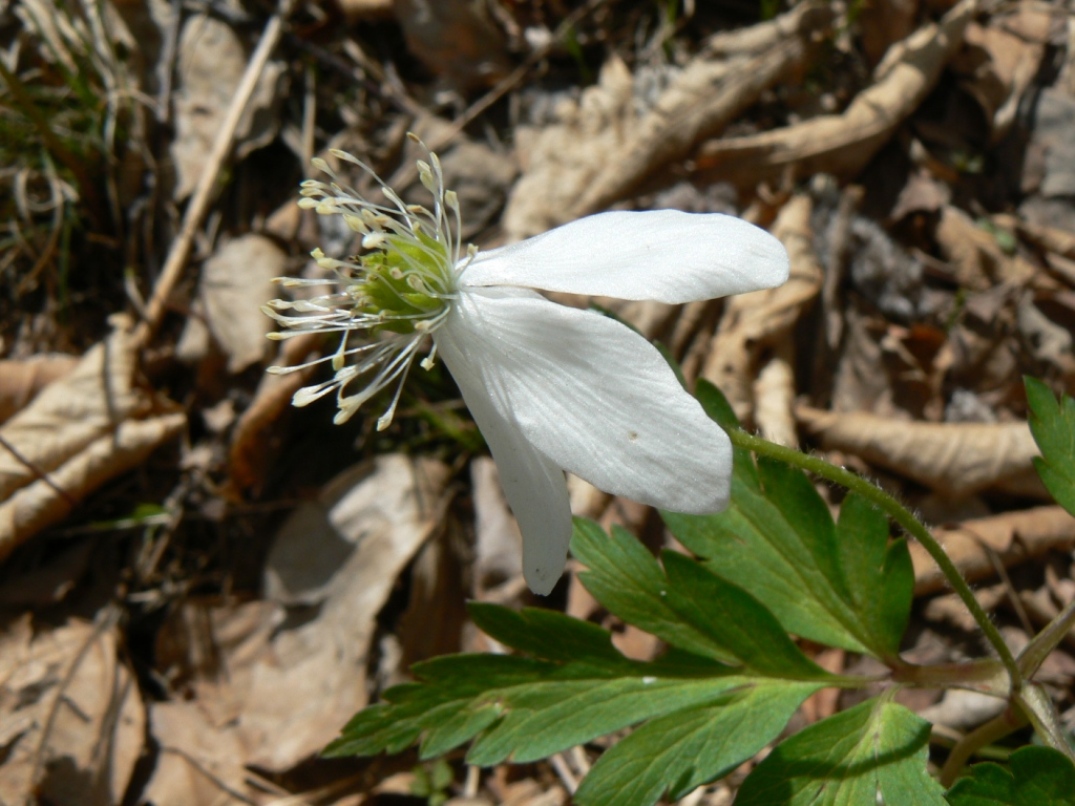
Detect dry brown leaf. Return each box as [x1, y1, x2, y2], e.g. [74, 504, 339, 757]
[393, 0, 510, 91]
[503, 57, 635, 239]
[155, 455, 450, 776]
[703, 194, 822, 422]
[912, 505, 1075, 594]
[753, 347, 799, 447]
[0, 354, 79, 425]
[0, 319, 143, 502]
[179, 234, 287, 373]
[504, 5, 831, 237]
[0, 413, 186, 561]
[570, 2, 834, 218]
[0, 615, 145, 806]
[226, 331, 321, 497]
[796, 404, 1044, 497]
[934, 205, 1038, 289]
[951, 5, 1054, 140]
[695, 0, 976, 184]
[142, 700, 255, 806]
[471, 456, 524, 596]
[338, 0, 393, 18]
[171, 13, 285, 200]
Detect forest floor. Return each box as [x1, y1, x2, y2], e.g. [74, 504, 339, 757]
[2, 0, 1075, 803]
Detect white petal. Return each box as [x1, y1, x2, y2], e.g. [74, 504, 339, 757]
[436, 289, 732, 515]
[460, 210, 788, 303]
[434, 307, 572, 595]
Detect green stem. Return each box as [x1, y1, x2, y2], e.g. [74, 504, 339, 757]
[939, 707, 1026, 787]
[1018, 596, 1075, 679]
[726, 428, 1022, 688]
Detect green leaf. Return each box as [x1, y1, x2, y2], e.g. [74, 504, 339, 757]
[575, 681, 817, 806]
[736, 697, 947, 806]
[573, 520, 831, 678]
[662, 380, 915, 658]
[325, 603, 820, 772]
[946, 746, 1075, 806]
[1025, 377, 1075, 517]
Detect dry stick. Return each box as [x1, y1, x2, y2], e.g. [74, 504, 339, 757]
[133, 0, 294, 349]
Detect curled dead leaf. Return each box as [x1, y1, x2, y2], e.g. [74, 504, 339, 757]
[703, 194, 822, 422]
[0, 615, 145, 806]
[0, 354, 79, 426]
[0, 320, 143, 503]
[694, 0, 976, 184]
[571, 2, 833, 218]
[795, 404, 1044, 497]
[153, 455, 451, 777]
[0, 413, 186, 562]
[912, 505, 1075, 594]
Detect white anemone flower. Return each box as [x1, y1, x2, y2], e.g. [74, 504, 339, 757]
[265, 135, 789, 595]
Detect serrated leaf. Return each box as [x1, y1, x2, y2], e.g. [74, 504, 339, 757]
[571, 519, 735, 664]
[945, 746, 1075, 806]
[836, 493, 914, 658]
[663, 380, 914, 658]
[736, 697, 947, 806]
[573, 520, 831, 678]
[326, 601, 819, 789]
[1025, 377, 1075, 517]
[660, 551, 829, 679]
[575, 680, 817, 806]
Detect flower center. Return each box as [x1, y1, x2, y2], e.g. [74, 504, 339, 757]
[265, 136, 472, 430]
[354, 228, 456, 335]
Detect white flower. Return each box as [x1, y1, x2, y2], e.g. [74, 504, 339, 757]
[265, 136, 789, 595]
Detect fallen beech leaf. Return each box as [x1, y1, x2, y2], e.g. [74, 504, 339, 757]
[394, 0, 510, 91]
[0, 413, 186, 561]
[471, 456, 524, 595]
[951, 6, 1052, 140]
[934, 205, 1037, 290]
[504, 4, 831, 237]
[503, 56, 635, 239]
[171, 13, 285, 200]
[226, 332, 321, 497]
[158, 455, 450, 774]
[694, 0, 976, 184]
[194, 234, 287, 373]
[142, 700, 252, 806]
[911, 505, 1075, 594]
[0, 320, 142, 503]
[796, 404, 1044, 497]
[703, 194, 822, 421]
[0, 615, 145, 806]
[571, 2, 833, 218]
[0, 354, 79, 426]
[753, 348, 798, 447]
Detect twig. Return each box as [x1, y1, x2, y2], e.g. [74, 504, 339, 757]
[133, 0, 294, 348]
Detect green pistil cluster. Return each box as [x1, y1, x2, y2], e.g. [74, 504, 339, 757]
[356, 231, 454, 335]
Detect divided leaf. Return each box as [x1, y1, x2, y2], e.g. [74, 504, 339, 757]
[945, 746, 1075, 806]
[1025, 377, 1075, 518]
[325, 599, 825, 806]
[736, 697, 947, 805]
[575, 681, 817, 806]
[573, 521, 831, 679]
[662, 380, 913, 658]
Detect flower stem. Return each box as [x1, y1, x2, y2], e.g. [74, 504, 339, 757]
[725, 428, 1022, 688]
[939, 707, 1026, 788]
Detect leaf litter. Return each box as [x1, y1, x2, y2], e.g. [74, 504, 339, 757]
[3, 0, 1075, 802]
